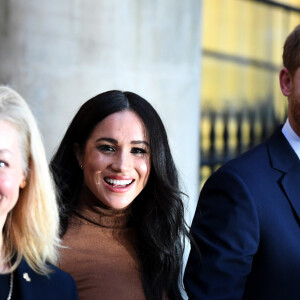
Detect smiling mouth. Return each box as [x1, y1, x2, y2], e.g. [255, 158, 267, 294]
[104, 178, 134, 188]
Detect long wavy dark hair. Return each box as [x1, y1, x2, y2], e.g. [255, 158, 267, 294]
[50, 90, 190, 300]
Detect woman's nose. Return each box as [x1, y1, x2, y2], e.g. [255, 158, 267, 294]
[111, 151, 131, 172]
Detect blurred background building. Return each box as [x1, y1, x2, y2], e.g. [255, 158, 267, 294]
[200, 0, 300, 187]
[1, 1, 300, 297]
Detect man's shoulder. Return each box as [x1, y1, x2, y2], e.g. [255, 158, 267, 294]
[220, 142, 268, 174]
[219, 127, 285, 174]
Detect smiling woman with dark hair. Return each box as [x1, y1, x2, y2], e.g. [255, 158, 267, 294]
[51, 90, 191, 300]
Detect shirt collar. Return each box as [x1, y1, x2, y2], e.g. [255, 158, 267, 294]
[282, 119, 300, 160]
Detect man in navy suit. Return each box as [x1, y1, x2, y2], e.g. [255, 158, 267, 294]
[184, 25, 300, 299]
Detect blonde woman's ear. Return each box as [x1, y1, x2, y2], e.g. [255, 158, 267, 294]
[20, 180, 27, 189]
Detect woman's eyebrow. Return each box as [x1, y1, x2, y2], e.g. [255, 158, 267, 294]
[0, 149, 13, 155]
[131, 141, 149, 146]
[96, 137, 117, 144]
[96, 137, 149, 147]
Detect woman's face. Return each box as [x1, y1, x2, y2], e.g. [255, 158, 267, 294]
[76, 110, 151, 209]
[0, 120, 25, 228]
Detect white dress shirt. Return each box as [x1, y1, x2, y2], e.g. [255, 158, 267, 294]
[282, 119, 300, 160]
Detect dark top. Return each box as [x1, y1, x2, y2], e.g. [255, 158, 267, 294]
[0, 272, 20, 300]
[0, 273, 11, 299]
[0, 259, 78, 300]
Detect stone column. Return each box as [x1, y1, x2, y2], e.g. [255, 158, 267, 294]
[0, 0, 202, 295]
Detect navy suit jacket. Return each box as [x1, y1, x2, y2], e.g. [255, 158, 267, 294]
[184, 128, 300, 299]
[3, 259, 78, 300]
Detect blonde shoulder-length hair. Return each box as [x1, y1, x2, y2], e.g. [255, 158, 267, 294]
[0, 86, 60, 274]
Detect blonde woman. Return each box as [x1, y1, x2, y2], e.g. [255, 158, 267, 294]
[0, 86, 78, 299]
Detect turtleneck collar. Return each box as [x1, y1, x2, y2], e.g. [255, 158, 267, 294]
[74, 186, 132, 229]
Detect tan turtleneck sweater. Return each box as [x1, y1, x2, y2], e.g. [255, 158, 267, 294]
[59, 188, 146, 300]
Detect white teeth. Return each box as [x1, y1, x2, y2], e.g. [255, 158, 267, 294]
[105, 178, 133, 186]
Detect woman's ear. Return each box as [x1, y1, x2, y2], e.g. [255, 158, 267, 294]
[20, 178, 27, 189]
[19, 169, 28, 189]
[73, 143, 83, 169]
[280, 67, 293, 96]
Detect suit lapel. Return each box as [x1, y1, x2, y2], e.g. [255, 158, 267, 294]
[282, 162, 300, 218]
[267, 127, 300, 219]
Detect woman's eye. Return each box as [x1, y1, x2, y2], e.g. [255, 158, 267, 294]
[131, 148, 147, 155]
[0, 161, 8, 168]
[98, 145, 115, 152]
